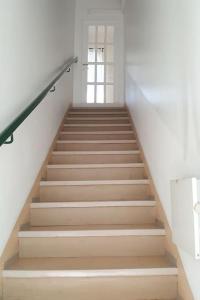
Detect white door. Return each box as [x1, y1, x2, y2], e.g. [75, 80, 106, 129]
[81, 21, 123, 105]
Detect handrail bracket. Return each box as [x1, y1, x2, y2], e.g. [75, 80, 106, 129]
[4, 134, 14, 145]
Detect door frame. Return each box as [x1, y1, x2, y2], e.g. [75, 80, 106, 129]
[73, 10, 124, 107]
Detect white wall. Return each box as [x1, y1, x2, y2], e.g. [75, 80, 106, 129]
[0, 0, 75, 256]
[124, 0, 200, 299]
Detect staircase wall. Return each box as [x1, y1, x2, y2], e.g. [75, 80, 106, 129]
[0, 0, 75, 257]
[124, 0, 200, 299]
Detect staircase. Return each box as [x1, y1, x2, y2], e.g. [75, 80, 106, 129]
[3, 107, 178, 300]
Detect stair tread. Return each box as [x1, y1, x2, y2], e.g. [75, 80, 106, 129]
[40, 179, 150, 186]
[60, 131, 134, 134]
[66, 117, 129, 120]
[21, 224, 164, 232]
[52, 150, 140, 154]
[64, 124, 131, 126]
[5, 256, 176, 271]
[56, 140, 137, 143]
[68, 112, 128, 115]
[47, 163, 144, 169]
[31, 200, 155, 208]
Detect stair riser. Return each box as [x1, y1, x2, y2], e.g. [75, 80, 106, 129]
[31, 206, 156, 226]
[3, 276, 177, 300]
[55, 143, 138, 151]
[70, 108, 127, 112]
[65, 119, 130, 124]
[40, 184, 151, 202]
[46, 167, 146, 181]
[59, 133, 136, 140]
[50, 154, 142, 164]
[68, 113, 129, 118]
[19, 236, 165, 258]
[62, 125, 133, 131]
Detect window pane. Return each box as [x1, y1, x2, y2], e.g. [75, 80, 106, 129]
[97, 46, 105, 62]
[88, 46, 95, 62]
[97, 65, 104, 83]
[106, 65, 114, 83]
[87, 65, 95, 83]
[106, 85, 114, 103]
[107, 26, 114, 43]
[106, 45, 114, 62]
[97, 26, 105, 43]
[96, 85, 104, 103]
[87, 85, 95, 103]
[88, 26, 96, 43]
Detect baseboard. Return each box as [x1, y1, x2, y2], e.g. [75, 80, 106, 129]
[126, 105, 194, 300]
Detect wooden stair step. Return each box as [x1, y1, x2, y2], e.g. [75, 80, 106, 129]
[68, 111, 128, 115]
[55, 140, 138, 151]
[66, 117, 129, 120]
[56, 140, 137, 143]
[39, 179, 151, 202]
[19, 224, 165, 237]
[4, 256, 177, 276]
[40, 179, 150, 186]
[65, 118, 130, 124]
[3, 256, 177, 299]
[30, 199, 156, 226]
[46, 164, 146, 181]
[18, 224, 165, 258]
[50, 150, 142, 165]
[31, 199, 155, 208]
[69, 107, 127, 112]
[59, 131, 136, 141]
[62, 124, 133, 132]
[68, 114, 129, 118]
[64, 123, 131, 127]
[47, 163, 145, 169]
[60, 130, 134, 134]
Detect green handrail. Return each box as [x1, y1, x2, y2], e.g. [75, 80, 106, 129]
[0, 56, 78, 146]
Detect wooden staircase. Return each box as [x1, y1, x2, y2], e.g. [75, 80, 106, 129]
[3, 107, 178, 300]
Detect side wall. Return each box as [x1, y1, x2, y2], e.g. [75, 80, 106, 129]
[124, 0, 200, 299]
[0, 0, 75, 256]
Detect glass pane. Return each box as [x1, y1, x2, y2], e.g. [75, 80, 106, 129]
[107, 26, 114, 43]
[88, 46, 95, 63]
[97, 26, 105, 43]
[87, 65, 95, 83]
[97, 46, 105, 62]
[106, 65, 114, 83]
[87, 85, 95, 103]
[106, 45, 114, 62]
[96, 85, 104, 103]
[88, 26, 96, 43]
[106, 85, 114, 103]
[97, 65, 104, 83]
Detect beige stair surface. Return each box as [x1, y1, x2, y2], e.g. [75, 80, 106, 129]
[46, 163, 146, 181]
[59, 131, 136, 140]
[3, 257, 177, 300]
[55, 140, 138, 151]
[18, 224, 166, 258]
[4, 255, 176, 275]
[63, 124, 133, 131]
[50, 150, 142, 164]
[3, 106, 178, 300]
[30, 199, 156, 226]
